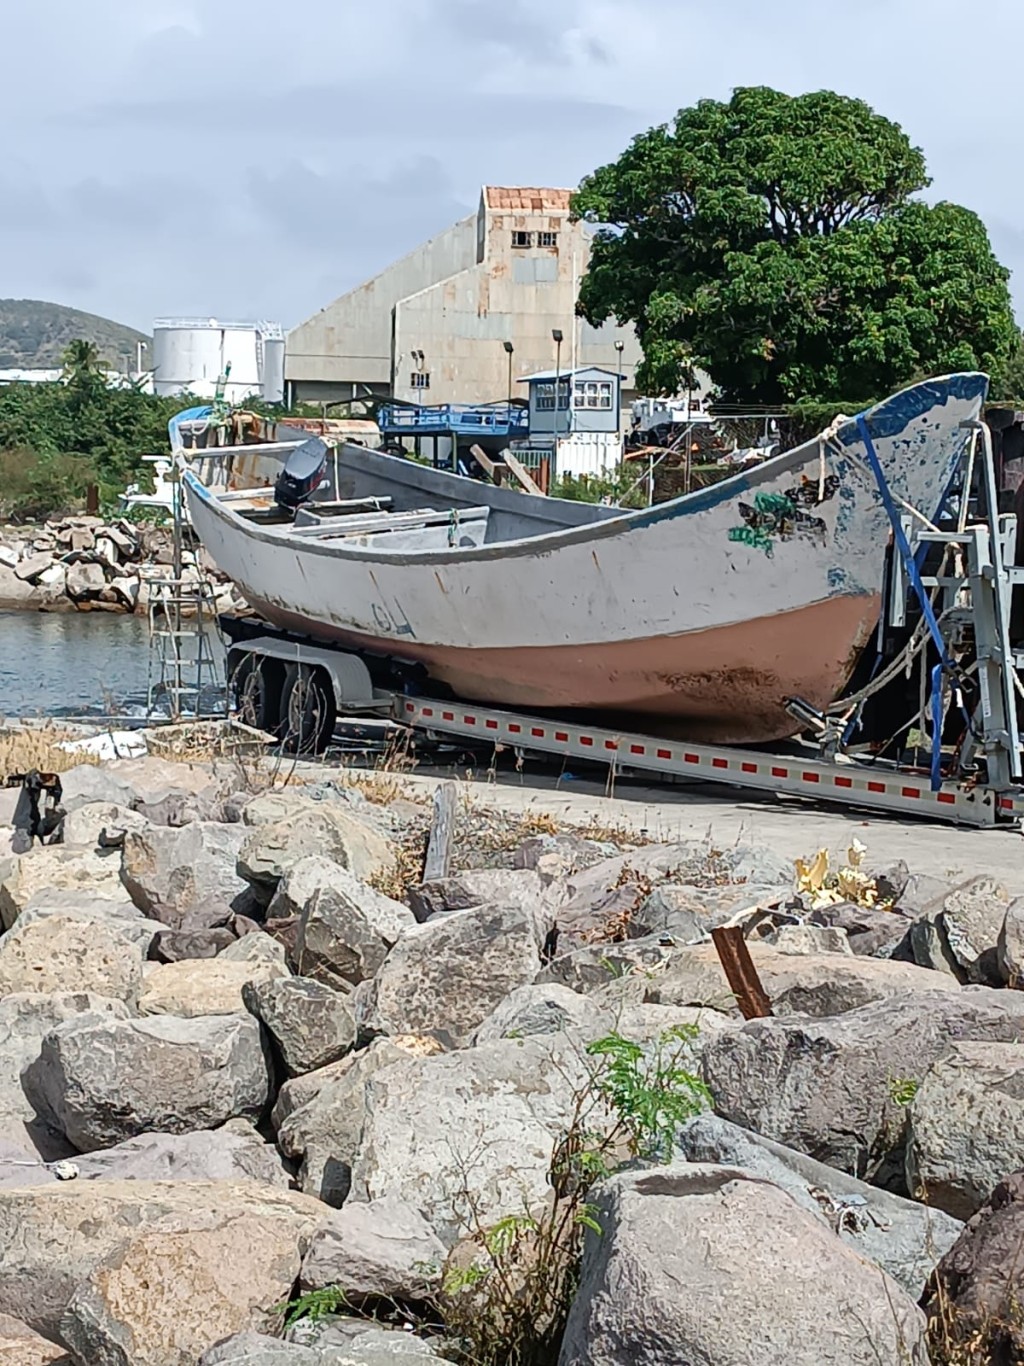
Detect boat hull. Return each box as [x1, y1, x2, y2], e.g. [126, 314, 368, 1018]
[184, 374, 988, 745]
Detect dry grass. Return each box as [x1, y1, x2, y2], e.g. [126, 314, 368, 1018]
[0, 725, 100, 782]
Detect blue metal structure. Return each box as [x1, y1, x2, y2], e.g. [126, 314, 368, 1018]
[376, 401, 529, 440]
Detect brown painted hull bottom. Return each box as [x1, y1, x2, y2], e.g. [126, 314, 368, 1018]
[244, 592, 881, 745]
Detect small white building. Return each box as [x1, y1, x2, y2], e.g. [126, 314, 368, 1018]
[285, 186, 641, 409]
[517, 366, 625, 478]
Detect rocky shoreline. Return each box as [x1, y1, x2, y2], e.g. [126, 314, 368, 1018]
[0, 517, 239, 615]
[0, 740, 1021, 1364]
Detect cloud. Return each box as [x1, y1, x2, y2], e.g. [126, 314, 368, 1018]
[2, 0, 1021, 335]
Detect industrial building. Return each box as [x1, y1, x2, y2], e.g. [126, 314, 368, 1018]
[153, 318, 285, 405]
[284, 186, 641, 409]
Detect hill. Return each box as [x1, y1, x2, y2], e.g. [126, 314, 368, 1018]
[0, 299, 150, 371]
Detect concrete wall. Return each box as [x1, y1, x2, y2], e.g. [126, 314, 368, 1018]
[286, 214, 479, 389]
[286, 189, 643, 407]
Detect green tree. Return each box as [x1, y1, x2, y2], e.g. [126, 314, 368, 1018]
[573, 87, 1018, 405]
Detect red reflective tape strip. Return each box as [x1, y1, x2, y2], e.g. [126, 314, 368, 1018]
[531, 727, 544, 737]
[684, 753, 699, 764]
[442, 711, 454, 721]
[741, 762, 757, 773]
[999, 796, 1015, 810]
[464, 715, 477, 725]
[580, 736, 594, 747]
[937, 792, 955, 805]
[422, 707, 433, 717]
[508, 723, 521, 734]
[485, 720, 498, 730]
[604, 740, 618, 751]
[834, 776, 852, 788]
[630, 744, 645, 755]
[868, 781, 885, 793]
[901, 787, 920, 800]
[802, 772, 820, 784]
[405, 702, 415, 713]
[712, 757, 728, 769]
[555, 732, 569, 742]
[772, 767, 787, 778]
[657, 748, 672, 760]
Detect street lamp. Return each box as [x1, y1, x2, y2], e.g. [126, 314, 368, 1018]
[503, 340, 514, 416]
[552, 328, 564, 440]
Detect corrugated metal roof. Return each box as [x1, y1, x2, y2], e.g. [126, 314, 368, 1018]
[483, 186, 573, 212]
[518, 367, 624, 382]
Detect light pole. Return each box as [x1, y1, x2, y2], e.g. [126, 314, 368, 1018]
[552, 328, 563, 443]
[503, 340, 514, 418]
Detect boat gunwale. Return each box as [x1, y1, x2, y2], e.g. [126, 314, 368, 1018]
[182, 373, 985, 570]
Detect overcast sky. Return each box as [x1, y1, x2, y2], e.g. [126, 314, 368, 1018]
[4, 0, 1022, 332]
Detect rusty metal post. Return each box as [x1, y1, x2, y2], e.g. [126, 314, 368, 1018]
[711, 926, 774, 1020]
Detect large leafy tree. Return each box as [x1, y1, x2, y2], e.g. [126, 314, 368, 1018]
[573, 87, 1017, 404]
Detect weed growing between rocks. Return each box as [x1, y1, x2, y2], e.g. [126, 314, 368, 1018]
[0, 724, 100, 781]
[436, 1026, 711, 1366]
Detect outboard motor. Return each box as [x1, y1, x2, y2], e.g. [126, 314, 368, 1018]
[273, 437, 329, 512]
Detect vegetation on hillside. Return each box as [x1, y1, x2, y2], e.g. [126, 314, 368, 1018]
[0, 299, 150, 371]
[573, 87, 1018, 406]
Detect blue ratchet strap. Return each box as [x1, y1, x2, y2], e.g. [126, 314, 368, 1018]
[855, 414, 951, 791]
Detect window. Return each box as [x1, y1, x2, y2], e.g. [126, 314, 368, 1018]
[538, 231, 558, 248]
[511, 230, 533, 249]
[410, 372, 430, 390]
[573, 379, 613, 410]
[536, 380, 570, 411]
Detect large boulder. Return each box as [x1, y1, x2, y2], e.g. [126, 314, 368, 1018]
[921, 1169, 1024, 1362]
[0, 1180, 321, 1343]
[243, 976, 356, 1077]
[908, 876, 1011, 984]
[408, 867, 557, 924]
[60, 1190, 323, 1366]
[265, 855, 352, 922]
[200, 1337, 319, 1365]
[676, 1114, 962, 1299]
[997, 896, 1024, 985]
[702, 989, 1024, 1186]
[0, 992, 129, 1162]
[57, 764, 138, 814]
[291, 871, 414, 988]
[0, 847, 125, 930]
[139, 958, 290, 1018]
[362, 903, 544, 1046]
[473, 983, 612, 1046]
[558, 1165, 927, 1366]
[221, 934, 289, 969]
[0, 916, 144, 1006]
[29, 1014, 271, 1152]
[298, 1195, 445, 1301]
[906, 1040, 1024, 1220]
[349, 1035, 591, 1244]
[60, 801, 150, 849]
[276, 1041, 423, 1204]
[14, 901, 164, 957]
[120, 823, 251, 926]
[238, 796, 396, 894]
[809, 901, 913, 958]
[0, 1312, 68, 1365]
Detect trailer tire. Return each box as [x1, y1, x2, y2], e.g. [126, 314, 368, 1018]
[280, 663, 337, 755]
[231, 653, 285, 736]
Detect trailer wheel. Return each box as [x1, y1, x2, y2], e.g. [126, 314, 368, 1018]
[280, 663, 337, 755]
[231, 653, 285, 736]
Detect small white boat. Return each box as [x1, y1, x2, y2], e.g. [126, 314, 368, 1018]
[183, 374, 987, 744]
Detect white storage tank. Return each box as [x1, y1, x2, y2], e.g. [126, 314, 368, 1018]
[152, 318, 285, 404]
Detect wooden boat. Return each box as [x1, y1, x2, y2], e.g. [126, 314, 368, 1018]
[183, 374, 987, 744]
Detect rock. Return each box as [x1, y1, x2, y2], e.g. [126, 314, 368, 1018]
[349, 1035, 591, 1244]
[641, 940, 959, 1018]
[906, 1040, 1024, 1220]
[289, 1321, 441, 1359]
[292, 870, 414, 988]
[221, 933, 289, 969]
[239, 795, 396, 891]
[0, 1180, 321, 1343]
[809, 901, 913, 957]
[65, 561, 105, 598]
[364, 903, 544, 1045]
[121, 822, 252, 926]
[14, 901, 164, 958]
[29, 1013, 271, 1151]
[676, 1114, 962, 1299]
[0, 846, 125, 930]
[58, 764, 138, 813]
[473, 983, 612, 1045]
[153, 927, 238, 961]
[921, 1169, 1024, 1362]
[702, 989, 1024, 1186]
[513, 834, 620, 882]
[0, 916, 144, 1006]
[869, 859, 911, 904]
[997, 896, 1024, 985]
[0, 992, 130, 1161]
[70, 528, 96, 553]
[408, 867, 556, 924]
[277, 1038, 446, 1205]
[139, 957, 290, 1017]
[0, 564, 46, 608]
[13, 552, 56, 583]
[558, 1165, 928, 1366]
[539, 937, 680, 995]
[908, 876, 1011, 983]
[244, 976, 356, 1076]
[265, 855, 348, 922]
[908, 915, 965, 978]
[299, 1195, 445, 1301]
[766, 923, 852, 955]
[0, 1312, 69, 1365]
[200, 1337, 319, 1365]
[60, 801, 150, 848]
